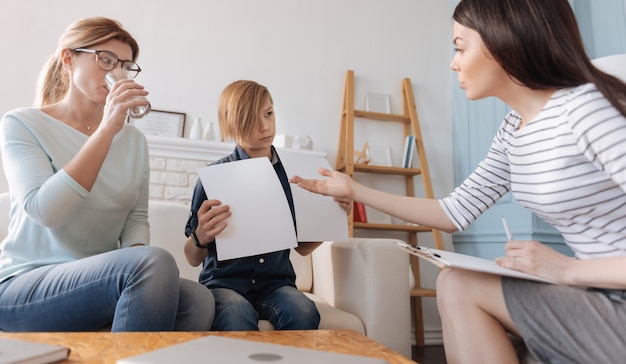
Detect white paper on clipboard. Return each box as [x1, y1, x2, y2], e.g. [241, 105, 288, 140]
[395, 242, 555, 284]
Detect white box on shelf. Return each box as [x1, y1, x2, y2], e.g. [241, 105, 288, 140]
[274, 134, 293, 148]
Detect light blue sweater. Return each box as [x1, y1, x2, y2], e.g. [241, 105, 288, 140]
[0, 108, 150, 281]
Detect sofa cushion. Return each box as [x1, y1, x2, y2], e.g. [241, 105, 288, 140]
[148, 200, 314, 292]
[147, 200, 364, 334]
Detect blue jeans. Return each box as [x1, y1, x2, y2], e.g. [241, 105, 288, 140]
[211, 285, 320, 331]
[0, 246, 214, 331]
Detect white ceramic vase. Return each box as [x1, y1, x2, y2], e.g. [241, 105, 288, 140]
[189, 117, 204, 139]
[203, 121, 216, 141]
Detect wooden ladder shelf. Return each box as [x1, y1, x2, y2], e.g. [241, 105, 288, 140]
[336, 70, 445, 347]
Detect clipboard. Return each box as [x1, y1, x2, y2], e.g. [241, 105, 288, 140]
[395, 242, 555, 284]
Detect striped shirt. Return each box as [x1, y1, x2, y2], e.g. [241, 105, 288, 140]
[440, 83, 626, 259]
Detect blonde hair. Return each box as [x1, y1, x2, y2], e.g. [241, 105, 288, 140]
[217, 80, 273, 143]
[35, 17, 139, 107]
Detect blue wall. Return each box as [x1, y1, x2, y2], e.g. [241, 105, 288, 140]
[451, 0, 626, 259]
[574, 0, 626, 58]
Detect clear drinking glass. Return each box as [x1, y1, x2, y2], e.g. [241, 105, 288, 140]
[105, 68, 151, 119]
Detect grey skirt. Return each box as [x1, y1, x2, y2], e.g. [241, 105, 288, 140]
[502, 277, 625, 364]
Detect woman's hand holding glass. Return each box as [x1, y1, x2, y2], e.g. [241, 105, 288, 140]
[105, 68, 151, 119]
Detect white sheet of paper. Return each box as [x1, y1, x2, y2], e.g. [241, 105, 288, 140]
[197, 158, 297, 261]
[278, 149, 349, 242]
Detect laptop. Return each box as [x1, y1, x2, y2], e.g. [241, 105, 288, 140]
[0, 337, 69, 364]
[117, 335, 388, 364]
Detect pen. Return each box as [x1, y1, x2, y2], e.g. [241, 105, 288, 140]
[502, 216, 513, 241]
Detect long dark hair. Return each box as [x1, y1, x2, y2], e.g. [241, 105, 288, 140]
[453, 0, 626, 117]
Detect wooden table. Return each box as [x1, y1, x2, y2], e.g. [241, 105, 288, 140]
[0, 330, 415, 364]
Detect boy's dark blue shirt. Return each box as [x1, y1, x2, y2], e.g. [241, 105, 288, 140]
[185, 145, 298, 296]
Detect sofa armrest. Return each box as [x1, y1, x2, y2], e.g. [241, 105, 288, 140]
[148, 200, 202, 281]
[311, 238, 411, 358]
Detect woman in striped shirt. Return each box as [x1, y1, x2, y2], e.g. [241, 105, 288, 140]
[291, 0, 626, 362]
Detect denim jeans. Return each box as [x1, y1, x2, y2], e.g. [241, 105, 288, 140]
[211, 285, 320, 331]
[0, 246, 214, 331]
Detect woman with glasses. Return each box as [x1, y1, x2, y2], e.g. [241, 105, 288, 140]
[291, 0, 626, 362]
[0, 17, 214, 332]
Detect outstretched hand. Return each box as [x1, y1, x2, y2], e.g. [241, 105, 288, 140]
[289, 167, 355, 199]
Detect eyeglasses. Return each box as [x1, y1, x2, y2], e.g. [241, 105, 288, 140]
[73, 48, 142, 78]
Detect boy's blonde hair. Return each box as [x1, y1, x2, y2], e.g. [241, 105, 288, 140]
[218, 80, 273, 143]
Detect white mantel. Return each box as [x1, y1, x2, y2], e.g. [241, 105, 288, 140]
[146, 136, 326, 161]
[146, 136, 235, 161]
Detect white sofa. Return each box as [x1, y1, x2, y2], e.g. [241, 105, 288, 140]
[0, 194, 411, 358]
